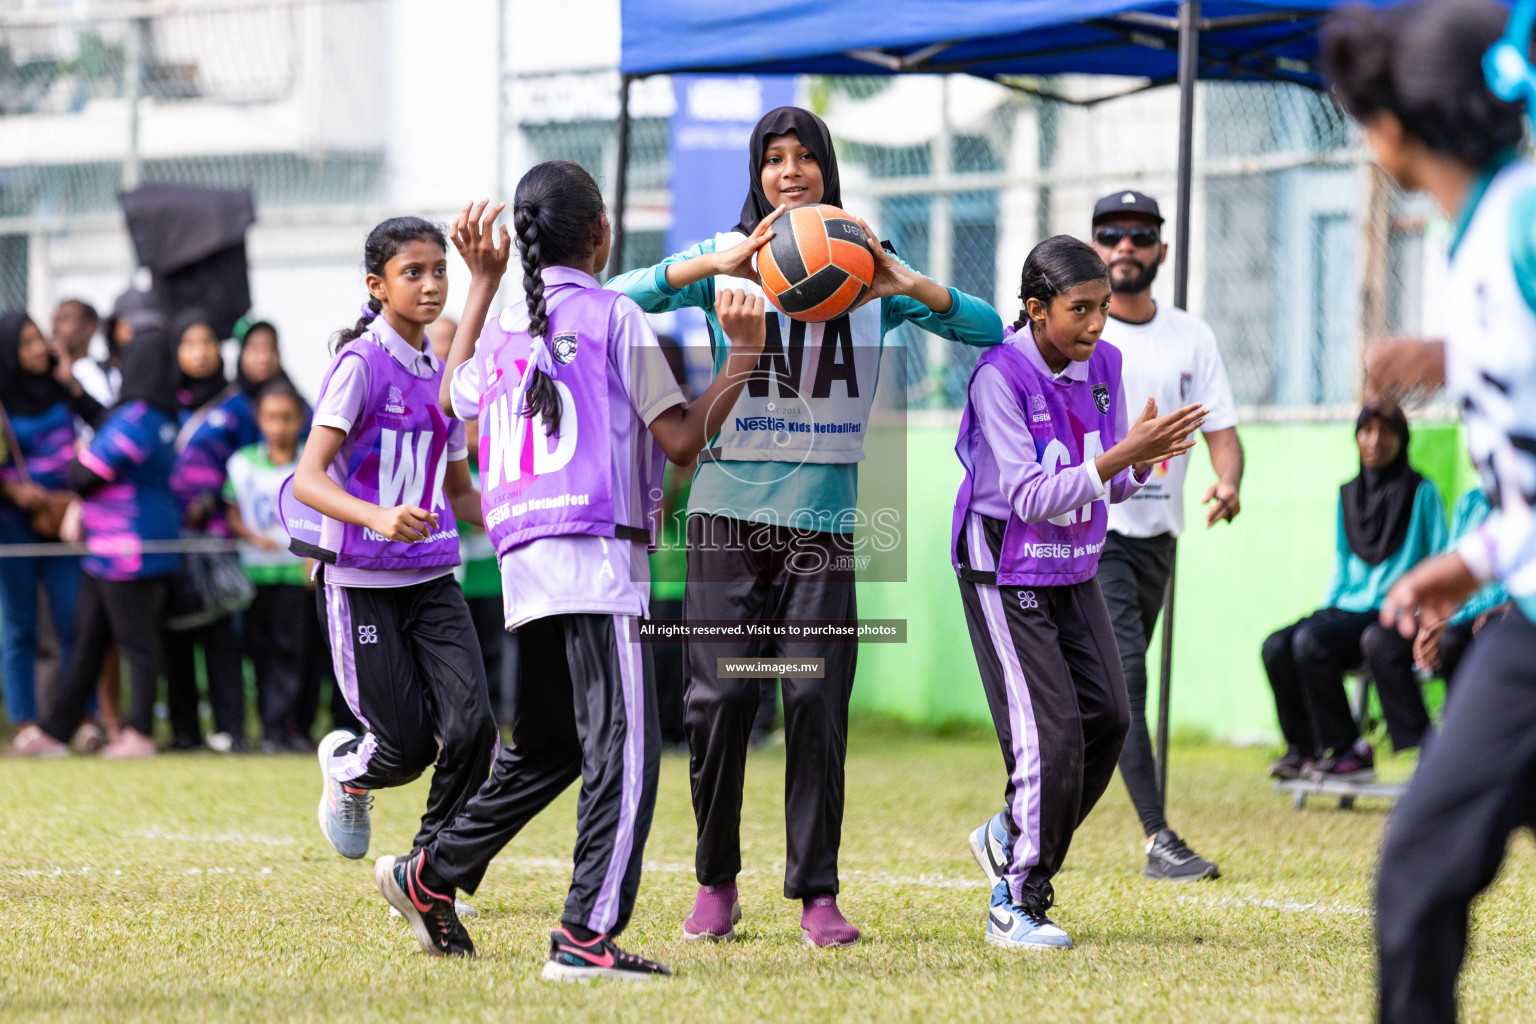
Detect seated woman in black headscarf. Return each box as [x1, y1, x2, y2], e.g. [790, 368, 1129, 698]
[1262, 406, 1447, 783]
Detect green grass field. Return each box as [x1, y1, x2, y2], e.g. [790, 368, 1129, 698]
[2, 730, 1534, 1023]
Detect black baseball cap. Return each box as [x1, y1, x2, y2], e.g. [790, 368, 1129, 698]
[1093, 190, 1163, 225]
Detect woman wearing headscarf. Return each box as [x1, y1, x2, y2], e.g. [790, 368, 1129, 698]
[223, 319, 313, 442]
[0, 311, 105, 752]
[607, 106, 1004, 946]
[1261, 406, 1447, 783]
[16, 321, 181, 758]
[162, 307, 248, 753]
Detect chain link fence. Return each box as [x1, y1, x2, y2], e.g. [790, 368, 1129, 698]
[506, 69, 1419, 418]
[3, 2, 1418, 420]
[0, 0, 388, 312]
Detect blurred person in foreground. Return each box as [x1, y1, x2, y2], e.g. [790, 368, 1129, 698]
[1359, 483, 1511, 754]
[1325, 1, 1536, 1019]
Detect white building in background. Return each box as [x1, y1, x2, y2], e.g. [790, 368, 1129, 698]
[1, 0, 617, 397]
[1, 0, 1442, 410]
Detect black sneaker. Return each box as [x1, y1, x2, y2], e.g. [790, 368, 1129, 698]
[374, 852, 475, 958]
[1307, 743, 1375, 783]
[541, 927, 671, 983]
[1143, 829, 1220, 882]
[1268, 749, 1310, 780]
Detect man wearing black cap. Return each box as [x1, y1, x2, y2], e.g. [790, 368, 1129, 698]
[1090, 190, 1244, 882]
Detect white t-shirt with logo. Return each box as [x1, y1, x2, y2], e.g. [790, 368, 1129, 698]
[1102, 304, 1238, 538]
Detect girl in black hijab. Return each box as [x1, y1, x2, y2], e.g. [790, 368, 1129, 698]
[233, 319, 311, 440]
[0, 311, 102, 748]
[18, 315, 182, 758]
[1341, 405, 1421, 566]
[1261, 405, 1447, 783]
[163, 307, 248, 753]
[606, 104, 1004, 949]
[170, 307, 231, 416]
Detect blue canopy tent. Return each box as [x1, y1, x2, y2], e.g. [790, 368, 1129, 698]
[615, 0, 1376, 795]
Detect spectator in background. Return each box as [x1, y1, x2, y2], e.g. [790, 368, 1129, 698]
[225, 381, 318, 753]
[233, 319, 312, 437]
[1262, 406, 1446, 783]
[164, 308, 247, 753]
[97, 289, 163, 400]
[50, 299, 114, 407]
[15, 322, 181, 758]
[1360, 486, 1510, 752]
[0, 311, 105, 753]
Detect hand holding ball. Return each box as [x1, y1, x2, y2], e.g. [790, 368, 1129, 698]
[756, 204, 876, 322]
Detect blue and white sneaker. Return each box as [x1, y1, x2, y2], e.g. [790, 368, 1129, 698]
[967, 811, 1011, 890]
[985, 882, 1073, 951]
[316, 729, 372, 859]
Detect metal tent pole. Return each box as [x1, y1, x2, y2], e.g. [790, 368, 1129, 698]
[1156, 0, 1201, 808]
[611, 73, 635, 274]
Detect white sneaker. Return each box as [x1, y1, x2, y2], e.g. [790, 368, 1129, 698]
[967, 811, 1011, 891]
[316, 730, 371, 859]
[985, 882, 1072, 951]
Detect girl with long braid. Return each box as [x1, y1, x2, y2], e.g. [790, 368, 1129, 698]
[372, 163, 767, 980]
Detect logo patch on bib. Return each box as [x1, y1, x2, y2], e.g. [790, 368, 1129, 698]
[552, 332, 578, 366]
[1092, 382, 1111, 414]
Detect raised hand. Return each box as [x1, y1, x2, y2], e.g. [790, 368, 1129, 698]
[714, 205, 785, 282]
[715, 289, 767, 360]
[451, 199, 511, 285]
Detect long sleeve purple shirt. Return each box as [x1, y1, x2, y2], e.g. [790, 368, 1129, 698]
[963, 330, 1146, 526]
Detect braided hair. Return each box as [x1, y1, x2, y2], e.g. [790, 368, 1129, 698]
[332, 216, 448, 352]
[1015, 235, 1108, 334]
[512, 160, 606, 436]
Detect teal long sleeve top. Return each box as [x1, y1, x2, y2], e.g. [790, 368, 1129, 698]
[607, 238, 1003, 533]
[1323, 478, 1448, 613]
[1447, 488, 1510, 625]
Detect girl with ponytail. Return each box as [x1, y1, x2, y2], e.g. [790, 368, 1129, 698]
[1323, 2, 1536, 1018]
[370, 162, 766, 981]
[952, 235, 1205, 951]
[290, 216, 496, 934]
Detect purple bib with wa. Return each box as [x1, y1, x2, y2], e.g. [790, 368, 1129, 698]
[288, 336, 459, 571]
[952, 337, 1123, 587]
[477, 286, 658, 556]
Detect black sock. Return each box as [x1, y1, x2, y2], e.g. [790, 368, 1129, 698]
[563, 922, 599, 942]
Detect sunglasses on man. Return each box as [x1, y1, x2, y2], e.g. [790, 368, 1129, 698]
[1093, 226, 1161, 248]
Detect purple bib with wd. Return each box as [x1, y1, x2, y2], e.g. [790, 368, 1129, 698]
[952, 336, 1123, 587]
[477, 286, 657, 556]
[294, 336, 460, 570]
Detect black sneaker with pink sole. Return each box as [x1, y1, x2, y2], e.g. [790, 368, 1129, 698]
[1308, 743, 1375, 782]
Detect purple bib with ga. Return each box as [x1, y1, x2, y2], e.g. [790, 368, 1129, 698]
[295, 336, 459, 571]
[952, 336, 1123, 587]
[477, 286, 657, 556]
